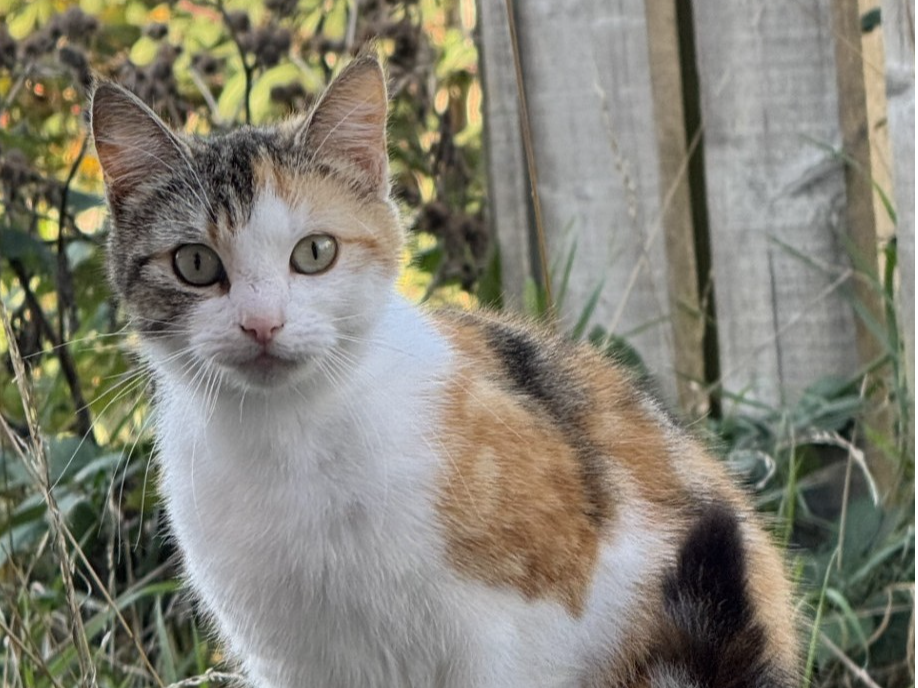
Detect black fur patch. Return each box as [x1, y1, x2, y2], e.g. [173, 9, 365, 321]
[652, 503, 793, 688]
[481, 319, 612, 526]
[484, 322, 580, 421]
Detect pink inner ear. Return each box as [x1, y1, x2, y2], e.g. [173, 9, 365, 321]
[304, 59, 389, 192]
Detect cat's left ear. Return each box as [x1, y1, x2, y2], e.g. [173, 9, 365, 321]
[298, 54, 389, 198]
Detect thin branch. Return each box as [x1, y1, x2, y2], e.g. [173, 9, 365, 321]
[57, 136, 90, 343]
[8, 259, 95, 441]
[215, 0, 254, 125]
[187, 67, 223, 125]
[503, 0, 553, 323]
[819, 632, 884, 688]
[0, 61, 33, 118]
[164, 669, 245, 687]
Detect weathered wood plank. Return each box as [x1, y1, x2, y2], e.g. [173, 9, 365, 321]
[833, 0, 895, 496]
[644, 0, 708, 416]
[692, 0, 860, 409]
[881, 0, 915, 396]
[476, 0, 532, 310]
[504, 0, 678, 401]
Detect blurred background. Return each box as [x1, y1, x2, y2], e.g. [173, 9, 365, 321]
[0, 0, 913, 685]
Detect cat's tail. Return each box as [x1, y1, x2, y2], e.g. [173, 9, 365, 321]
[647, 503, 794, 688]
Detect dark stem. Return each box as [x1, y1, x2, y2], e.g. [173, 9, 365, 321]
[217, 1, 254, 124]
[502, 0, 554, 325]
[8, 260, 95, 442]
[57, 136, 89, 344]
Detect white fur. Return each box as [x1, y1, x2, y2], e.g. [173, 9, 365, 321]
[145, 192, 665, 687]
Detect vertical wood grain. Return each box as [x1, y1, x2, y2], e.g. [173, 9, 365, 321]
[691, 0, 860, 409]
[881, 0, 915, 398]
[476, 0, 533, 310]
[644, 0, 708, 415]
[833, 0, 895, 496]
[505, 0, 678, 401]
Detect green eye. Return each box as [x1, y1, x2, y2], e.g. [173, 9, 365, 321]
[291, 234, 338, 275]
[173, 244, 224, 286]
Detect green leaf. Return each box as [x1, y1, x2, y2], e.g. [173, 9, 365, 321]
[67, 190, 104, 214]
[0, 227, 55, 271]
[861, 7, 881, 33]
[571, 279, 604, 340]
[129, 36, 160, 66]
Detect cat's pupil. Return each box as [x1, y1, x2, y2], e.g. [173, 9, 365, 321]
[311, 241, 319, 261]
[194, 252, 202, 271]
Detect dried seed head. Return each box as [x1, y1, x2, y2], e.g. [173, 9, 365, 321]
[269, 81, 309, 110]
[144, 23, 169, 40]
[225, 10, 251, 36]
[191, 52, 222, 76]
[265, 0, 299, 19]
[50, 7, 99, 43]
[0, 24, 16, 70]
[250, 26, 291, 68]
[21, 30, 56, 60]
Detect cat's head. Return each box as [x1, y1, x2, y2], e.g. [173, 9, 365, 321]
[92, 55, 401, 393]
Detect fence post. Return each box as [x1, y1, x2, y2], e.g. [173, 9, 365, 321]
[477, 0, 685, 404]
[881, 0, 915, 400]
[477, 0, 533, 311]
[644, 0, 708, 416]
[691, 0, 861, 409]
[832, 0, 897, 497]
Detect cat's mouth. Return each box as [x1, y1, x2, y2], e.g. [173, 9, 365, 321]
[225, 351, 302, 387]
[248, 351, 297, 373]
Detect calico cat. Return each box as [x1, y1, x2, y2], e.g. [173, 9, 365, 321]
[91, 54, 798, 687]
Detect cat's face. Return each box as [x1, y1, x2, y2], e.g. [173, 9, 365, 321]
[92, 56, 401, 392]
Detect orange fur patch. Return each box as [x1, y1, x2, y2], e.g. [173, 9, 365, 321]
[432, 314, 613, 616]
[435, 373, 606, 617]
[431, 310, 798, 675]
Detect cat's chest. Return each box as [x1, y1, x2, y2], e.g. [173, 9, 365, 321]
[159, 387, 442, 576]
[156, 389, 459, 678]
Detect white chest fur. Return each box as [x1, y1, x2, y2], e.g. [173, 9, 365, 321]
[150, 295, 653, 688]
[155, 297, 475, 686]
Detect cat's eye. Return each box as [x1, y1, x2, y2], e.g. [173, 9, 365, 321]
[291, 234, 338, 275]
[173, 244, 224, 286]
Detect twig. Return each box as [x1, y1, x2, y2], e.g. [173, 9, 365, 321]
[819, 632, 884, 688]
[57, 136, 90, 344]
[0, 301, 97, 688]
[503, 0, 553, 323]
[0, 62, 33, 118]
[187, 67, 223, 125]
[164, 668, 245, 687]
[8, 259, 95, 440]
[216, 0, 254, 124]
[345, 0, 360, 51]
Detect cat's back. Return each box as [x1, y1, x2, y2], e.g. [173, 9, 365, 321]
[429, 308, 798, 686]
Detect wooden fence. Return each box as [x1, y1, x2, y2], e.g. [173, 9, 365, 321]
[477, 0, 914, 423]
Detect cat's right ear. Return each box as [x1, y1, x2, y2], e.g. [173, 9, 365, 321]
[91, 82, 190, 199]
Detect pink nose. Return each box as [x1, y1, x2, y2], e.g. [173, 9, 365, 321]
[240, 314, 285, 345]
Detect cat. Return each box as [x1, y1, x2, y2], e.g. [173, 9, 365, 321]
[91, 54, 798, 688]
